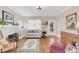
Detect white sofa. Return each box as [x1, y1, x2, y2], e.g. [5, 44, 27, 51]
[25, 30, 42, 38]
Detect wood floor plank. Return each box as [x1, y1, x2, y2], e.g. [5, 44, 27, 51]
[40, 37, 50, 53]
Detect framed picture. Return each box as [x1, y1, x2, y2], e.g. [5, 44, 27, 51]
[66, 13, 77, 30]
[2, 10, 14, 24]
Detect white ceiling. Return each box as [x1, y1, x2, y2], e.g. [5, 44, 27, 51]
[8, 6, 70, 16]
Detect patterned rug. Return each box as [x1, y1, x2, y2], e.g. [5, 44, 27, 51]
[16, 39, 40, 53]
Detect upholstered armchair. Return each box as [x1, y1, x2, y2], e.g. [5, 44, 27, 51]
[0, 39, 15, 53]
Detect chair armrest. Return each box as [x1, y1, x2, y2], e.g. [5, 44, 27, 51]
[2, 45, 15, 52]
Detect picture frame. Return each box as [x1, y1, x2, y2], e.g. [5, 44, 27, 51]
[66, 13, 77, 30]
[2, 10, 14, 24]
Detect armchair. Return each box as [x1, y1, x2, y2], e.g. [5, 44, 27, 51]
[0, 39, 15, 53]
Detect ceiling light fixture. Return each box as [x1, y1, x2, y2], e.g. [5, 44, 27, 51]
[36, 6, 43, 12]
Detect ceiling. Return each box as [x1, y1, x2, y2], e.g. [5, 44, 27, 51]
[8, 6, 71, 16]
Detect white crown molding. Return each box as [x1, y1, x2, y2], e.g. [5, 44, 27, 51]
[57, 6, 72, 16]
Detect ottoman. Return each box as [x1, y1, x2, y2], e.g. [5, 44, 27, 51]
[50, 42, 65, 53]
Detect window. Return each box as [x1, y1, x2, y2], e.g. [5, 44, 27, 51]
[27, 19, 41, 30]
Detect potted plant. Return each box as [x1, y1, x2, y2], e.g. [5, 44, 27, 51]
[0, 19, 6, 28]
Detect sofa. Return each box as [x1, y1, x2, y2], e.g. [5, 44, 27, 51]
[25, 30, 42, 38]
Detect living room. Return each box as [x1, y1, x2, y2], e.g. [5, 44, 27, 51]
[0, 6, 79, 53]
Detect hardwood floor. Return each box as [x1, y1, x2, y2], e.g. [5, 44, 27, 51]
[17, 36, 27, 48]
[9, 35, 59, 53]
[40, 36, 59, 53]
[40, 37, 50, 53]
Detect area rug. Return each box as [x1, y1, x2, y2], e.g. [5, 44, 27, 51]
[16, 39, 40, 53]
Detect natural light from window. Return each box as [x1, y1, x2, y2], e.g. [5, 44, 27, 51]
[27, 19, 41, 30]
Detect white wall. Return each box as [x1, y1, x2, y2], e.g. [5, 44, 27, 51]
[56, 7, 79, 37]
